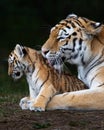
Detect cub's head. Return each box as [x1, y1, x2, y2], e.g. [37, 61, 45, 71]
[42, 14, 103, 68]
[8, 44, 38, 80]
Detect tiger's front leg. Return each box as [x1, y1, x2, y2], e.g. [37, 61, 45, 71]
[19, 85, 37, 110]
[46, 87, 104, 110]
[29, 84, 57, 112]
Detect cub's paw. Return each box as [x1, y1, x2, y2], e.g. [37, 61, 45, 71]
[29, 105, 45, 112]
[19, 97, 30, 110]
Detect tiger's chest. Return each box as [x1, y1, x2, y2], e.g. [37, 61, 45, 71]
[78, 62, 104, 88]
[26, 71, 43, 98]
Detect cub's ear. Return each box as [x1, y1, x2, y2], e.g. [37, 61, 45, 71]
[15, 44, 27, 58]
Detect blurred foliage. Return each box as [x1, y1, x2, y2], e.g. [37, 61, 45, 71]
[0, 0, 104, 96]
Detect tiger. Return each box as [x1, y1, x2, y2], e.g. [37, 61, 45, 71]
[8, 44, 87, 111]
[41, 13, 104, 110]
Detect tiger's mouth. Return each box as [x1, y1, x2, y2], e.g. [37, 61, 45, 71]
[11, 71, 23, 80]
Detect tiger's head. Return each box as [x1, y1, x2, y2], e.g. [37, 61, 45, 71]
[8, 44, 38, 80]
[42, 14, 103, 68]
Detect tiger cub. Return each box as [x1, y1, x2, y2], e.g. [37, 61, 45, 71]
[8, 44, 87, 111]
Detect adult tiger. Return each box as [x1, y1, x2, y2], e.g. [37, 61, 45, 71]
[8, 44, 86, 111]
[42, 14, 104, 110]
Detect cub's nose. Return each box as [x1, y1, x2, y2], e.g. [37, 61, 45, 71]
[42, 48, 49, 57]
[43, 50, 49, 55]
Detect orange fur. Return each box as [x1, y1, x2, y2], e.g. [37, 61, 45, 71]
[8, 44, 87, 111]
[41, 14, 104, 110]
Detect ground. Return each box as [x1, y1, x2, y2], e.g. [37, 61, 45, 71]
[0, 102, 104, 130]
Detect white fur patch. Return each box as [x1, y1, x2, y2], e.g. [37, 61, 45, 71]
[57, 27, 74, 41]
[95, 22, 101, 26]
[66, 14, 77, 18]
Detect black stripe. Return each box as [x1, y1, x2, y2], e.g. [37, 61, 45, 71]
[72, 32, 77, 36]
[59, 23, 66, 26]
[55, 71, 59, 85]
[22, 64, 26, 70]
[68, 21, 76, 28]
[39, 95, 46, 98]
[73, 53, 79, 59]
[66, 25, 71, 29]
[71, 22, 76, 28]
[81, 17, 88, 23]
[35, 78, 39, 85]
[95, 36, 104, 45]
[63, 48, 73, 51]
[72, 38, 77, 52]
[68, 35, 71, 39]
[71, 38, 83, 60]
[64, 76, 68, 91]
[36, 69, 40, 77]
[85, 49, 104, 78]
[57, 37, 64, 41]
[63, 41, 68, 46]
[79, 38, 82, 50]
[81, 54, 85, 65]
[71, 76, 76, 91]
[85, 61, 101, 79]
[63, 28, 67, 32]
[98, 83, 104, 87]
[39, 71, 49, 88]
[74, 20, 81, 27]
[75, 20, 84, 28]
[90, 72, 101, 87]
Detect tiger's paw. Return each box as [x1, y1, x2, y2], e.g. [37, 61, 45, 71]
[19, 97, 31, 110]
[29, 105, 45, 112]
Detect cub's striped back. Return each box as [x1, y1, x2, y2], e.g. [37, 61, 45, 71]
[8, 44, 87, 111]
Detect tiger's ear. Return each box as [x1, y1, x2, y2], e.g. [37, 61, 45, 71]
[15, 44, 26, 58]
[66, 13, 78, 19]
[85, 22, 103, 35]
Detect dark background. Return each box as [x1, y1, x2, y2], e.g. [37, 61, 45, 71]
[0, 1, 104, 128]
[1, 0, 104, 50]
[0, 0, 104, 92]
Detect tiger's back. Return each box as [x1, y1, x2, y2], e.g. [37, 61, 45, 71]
[48, 69, 87, 93]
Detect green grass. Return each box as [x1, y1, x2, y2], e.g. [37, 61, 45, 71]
[33, 122, 51, 129]
[0, 64, 29, 117]
[0, 63, 29, 102]
[0, 74, 28, 97]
